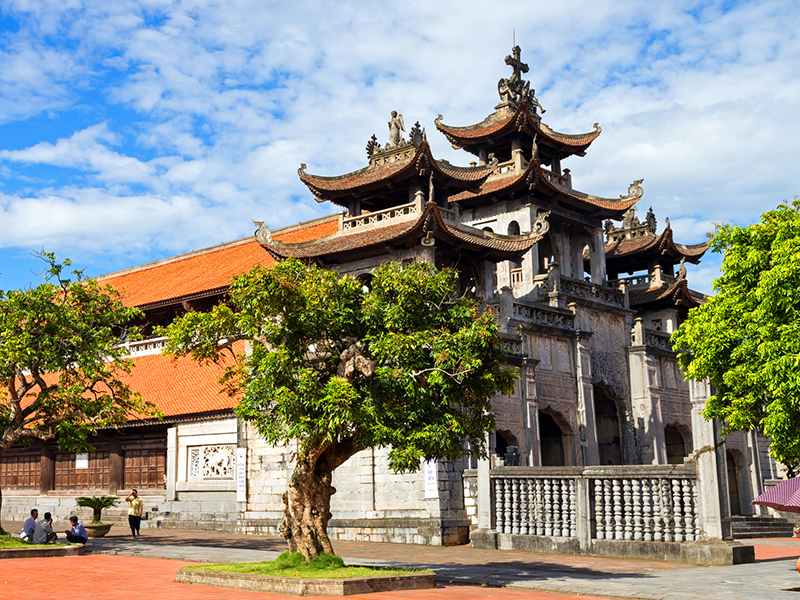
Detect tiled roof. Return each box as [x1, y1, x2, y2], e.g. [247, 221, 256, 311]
[605, 227, 709, 263]
[448, 162, 535, 204]
[434, 105, 601, 155]
[125, 350, 239, 419]
[298, 141, 491, 200]
[536, 168, 642, 217]
[628, 272, 705, 309]
[260, 201, 549, 261]
[100, 216, 339, 307]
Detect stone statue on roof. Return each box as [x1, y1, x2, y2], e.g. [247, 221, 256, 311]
[388, 111, 405, 147]
[497, 45, 544, 114]
[645, 207, 657, 233]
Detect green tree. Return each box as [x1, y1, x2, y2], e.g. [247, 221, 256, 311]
[164, 259, 515, 559]
[0, 254, 157, 533]
[673, 199, 800, 475]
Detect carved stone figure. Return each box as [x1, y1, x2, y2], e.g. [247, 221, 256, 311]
[388, 111, 405, 147]
[645, 207, 657, 233]
[624, 179, 644, 200]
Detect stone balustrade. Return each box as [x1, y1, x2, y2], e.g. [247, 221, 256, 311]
[559, 277, 627, 309]
[341, 200, 420, 232]
[512, 303, 575, 331]
[611, 272, 675, 290]
[119, 336, 167, 356]
[489, 464, 699, 544]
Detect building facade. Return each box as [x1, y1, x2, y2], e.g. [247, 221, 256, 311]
[0, 47, 780, 543]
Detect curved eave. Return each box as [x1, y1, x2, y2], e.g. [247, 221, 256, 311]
[448, 161, 537, 205]
[629, 275, 705, 310]
[259, 202, 548, 262]
[606, 228, 709, 264]
[435, 106, 601, 159]
[298, 142, 491, 201]
[536, 168, 641, 218]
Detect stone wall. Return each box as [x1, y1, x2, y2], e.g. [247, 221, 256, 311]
[462, 469, 478, 528]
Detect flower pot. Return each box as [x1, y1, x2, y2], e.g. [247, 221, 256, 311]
[84, 523, 112, 538]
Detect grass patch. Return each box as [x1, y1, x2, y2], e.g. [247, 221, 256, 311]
[0, 535, 51, 549]
[183, 551, 429, 580]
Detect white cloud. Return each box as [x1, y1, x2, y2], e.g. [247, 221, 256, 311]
[0, 0, 797, 292]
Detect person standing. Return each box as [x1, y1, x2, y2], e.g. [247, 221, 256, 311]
[125, 489, 144, 537]
[65, 516, 88, 544]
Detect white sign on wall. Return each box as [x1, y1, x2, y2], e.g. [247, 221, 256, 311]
[235, 447, 247, 502]
[423, 460, 438, 499]
[75, 453, 89, 470]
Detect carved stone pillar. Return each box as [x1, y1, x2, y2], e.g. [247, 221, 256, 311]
[629, 318, 667, 464]
[166, 426, 178, 502]
[522, 357, 541, 466]
[511, 137, 524, 172]
[745, 430, 766, 516]
[573, 326, 599, 465]
[590, 228, 607, 284]
[690, 379, 732, 540]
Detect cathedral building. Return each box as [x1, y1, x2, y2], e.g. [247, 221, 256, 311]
[0, 47, 779, 543]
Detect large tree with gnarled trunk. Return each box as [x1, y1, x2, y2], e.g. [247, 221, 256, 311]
[163, 258, 514, 559]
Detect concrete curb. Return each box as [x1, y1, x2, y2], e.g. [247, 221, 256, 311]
[0, 544, 86, 559]
[176, 568, 436, 596]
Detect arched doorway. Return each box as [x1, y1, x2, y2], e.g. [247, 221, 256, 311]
[665, 425, 689, 464]
[539, 411, 569, 466]
[726, 450, 742, 515]
[495, 429, 520, 466]
[594, 387, 623, 465]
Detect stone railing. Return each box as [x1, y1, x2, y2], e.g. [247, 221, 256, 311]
[120, 336, 167, 356]
[489, 464, 699, 544]
[560, 277, 626, 309]
[512, 303, 575, 331]
[341, 200, 420, 232]
[612, 272, 674, 290]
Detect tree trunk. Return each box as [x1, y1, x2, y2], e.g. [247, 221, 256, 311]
[280, 458, 336, 560]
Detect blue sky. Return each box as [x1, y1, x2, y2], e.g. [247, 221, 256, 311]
[1, 0, 798, 292]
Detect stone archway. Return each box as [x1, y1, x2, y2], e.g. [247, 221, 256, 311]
[594, 386, 623, 465]
[727, 449, 744, 515]
[538, 409, 573, 466]
[665, 424, 690, 465]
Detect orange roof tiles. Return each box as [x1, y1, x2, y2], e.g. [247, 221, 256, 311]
[124, 351, 239, 419]
[100, 216, 339, 308]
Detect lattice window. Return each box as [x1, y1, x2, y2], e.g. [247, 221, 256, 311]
[188, 444, 235, 481]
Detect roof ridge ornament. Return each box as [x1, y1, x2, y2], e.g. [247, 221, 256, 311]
[387, 110, 406, 148]
[253, 220, 272, 245]
[622, 178, 644, 201]
[497, 45, 544, 114]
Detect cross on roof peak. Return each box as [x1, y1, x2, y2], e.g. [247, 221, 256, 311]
[505, 45, 529, 84]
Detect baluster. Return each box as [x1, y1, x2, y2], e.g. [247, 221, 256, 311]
[552, 479, 562, 536]
[569, 479, 577, 538]
[603, 479, 614, 541]
[632, 479, 643, 541]
[651, 479, 662, 542]
[511, 479, 521, 535]
[672, 479, 684, 542]
[641, 478, 652, 541]
[692, 479, 701, 541]
[613, 479, 623, 540]
[561, 479, 570, 536]
[661, 479, 673, 542]
[503, 477, 512, 534]
[535, 479, 545, 536]
[682, 479, 694, 542]
[622, 479, 633, 540]
[520, 478, 530, 535]
[594, 479, 605, 540]
[495, 478, 505, 533]
[544, 479, 553, 536]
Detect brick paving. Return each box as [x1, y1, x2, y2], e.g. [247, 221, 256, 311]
[0, 554, 615, 600]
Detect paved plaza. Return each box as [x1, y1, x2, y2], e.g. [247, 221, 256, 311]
[3, 525, 799, 600]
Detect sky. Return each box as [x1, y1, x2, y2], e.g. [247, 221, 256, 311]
[0, 0, 798, 293]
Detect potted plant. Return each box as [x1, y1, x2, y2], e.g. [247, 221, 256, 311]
[76, 496, 120, 538]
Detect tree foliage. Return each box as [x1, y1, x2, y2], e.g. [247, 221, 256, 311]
[673, 200, 800, 474]
[164, 258, 515, 557]
[0, 254, 157, 449]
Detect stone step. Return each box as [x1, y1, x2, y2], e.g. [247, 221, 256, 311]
[733, 530, 795, 539]
[730, 515, 794, 539]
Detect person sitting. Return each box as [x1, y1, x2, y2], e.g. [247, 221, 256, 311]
[64, 516, 88, 544]
[20, 508, 38, 542]
[32, 512, 57, 544]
